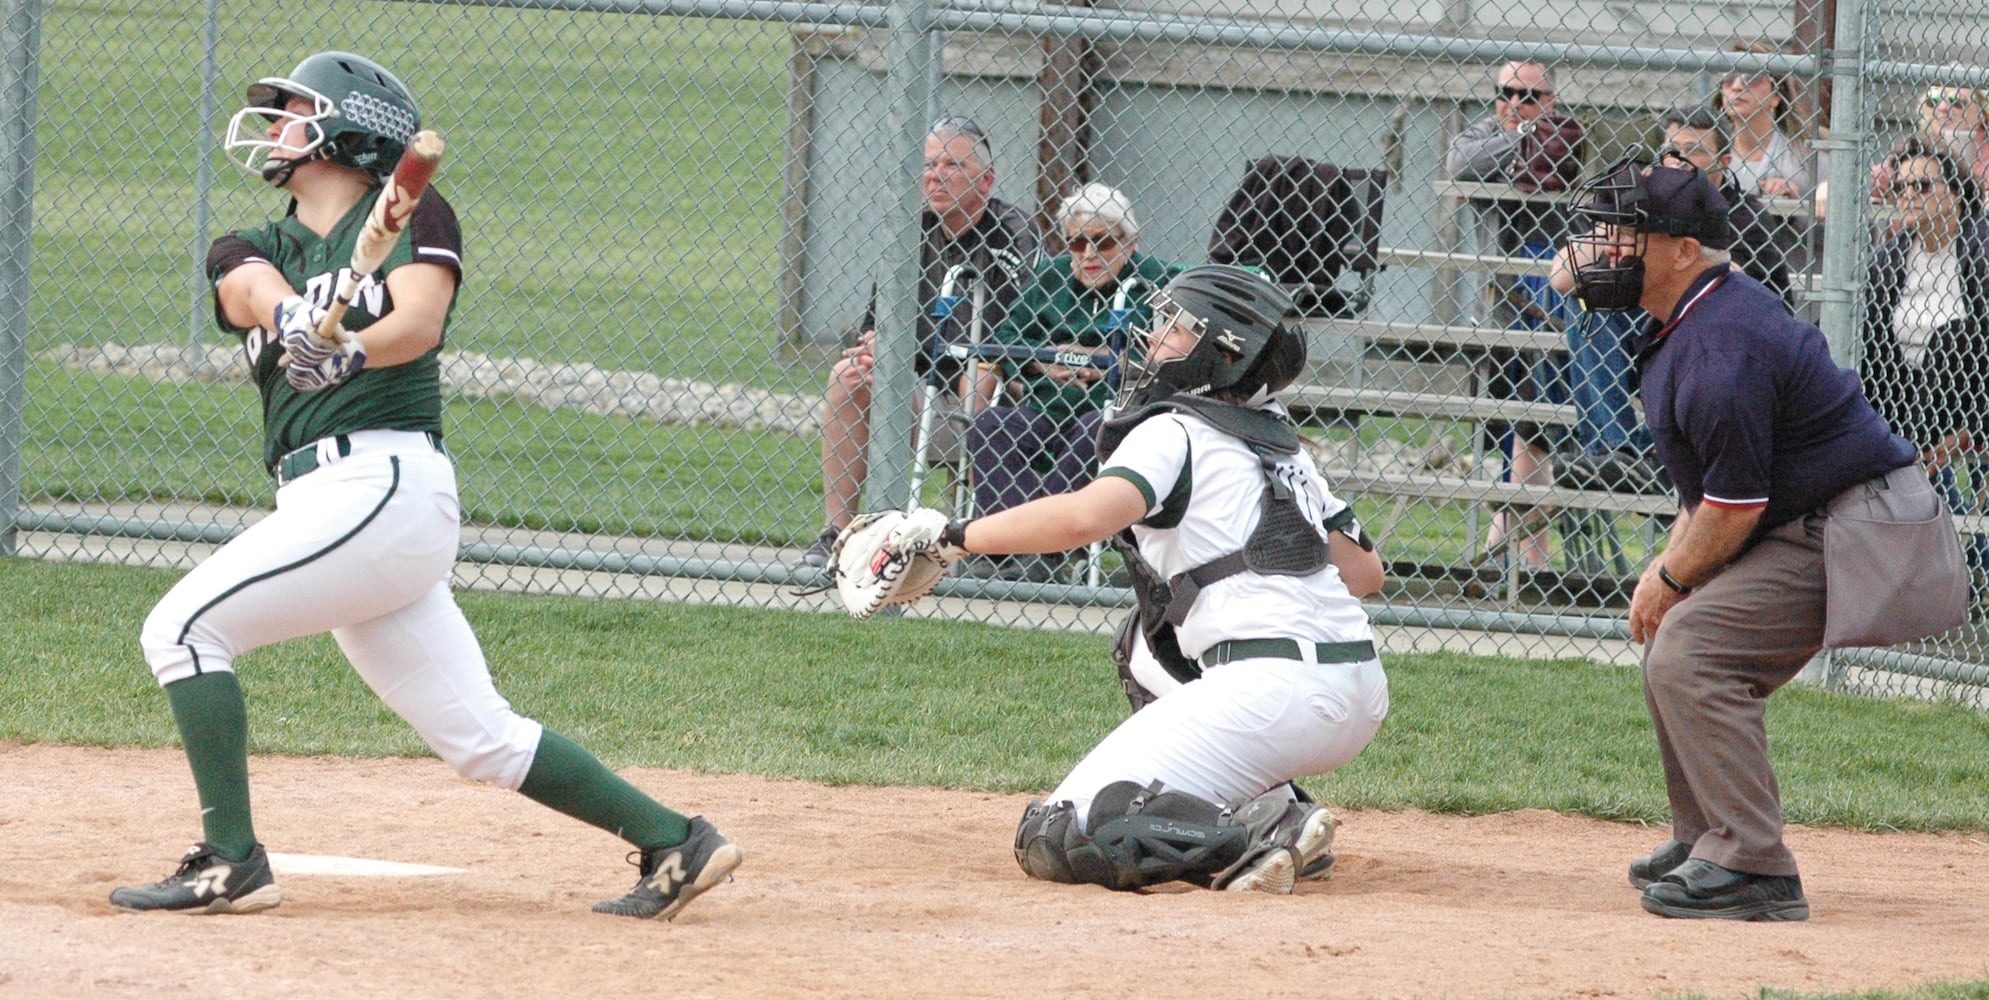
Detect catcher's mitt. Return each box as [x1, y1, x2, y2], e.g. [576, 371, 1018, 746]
[830, 510, 952, 619]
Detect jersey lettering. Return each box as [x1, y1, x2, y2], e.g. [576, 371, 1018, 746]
[301, 270, 388, 317]
[244, 325, 278, 366]
[1270, 459, 1334, 531]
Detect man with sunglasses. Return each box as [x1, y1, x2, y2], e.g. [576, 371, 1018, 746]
[1446, 61, 1589, 567]
[801, 115, 1041, 570]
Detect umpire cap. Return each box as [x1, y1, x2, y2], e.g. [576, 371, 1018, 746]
[1579, 158, 1735, 250]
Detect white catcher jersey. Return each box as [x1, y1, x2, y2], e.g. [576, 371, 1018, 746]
[1098, 409, 1373, 659]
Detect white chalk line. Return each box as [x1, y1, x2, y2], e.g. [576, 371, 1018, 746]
[267, 852, 467, 877]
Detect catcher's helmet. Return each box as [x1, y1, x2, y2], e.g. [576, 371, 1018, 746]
[224, 51, 420, 184]
[1117, 264, 1307, 409]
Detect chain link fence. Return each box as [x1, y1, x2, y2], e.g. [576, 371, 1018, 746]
[2, 0, 1986, 702]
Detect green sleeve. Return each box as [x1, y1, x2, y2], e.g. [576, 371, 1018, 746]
[989, 257, 1062, 378]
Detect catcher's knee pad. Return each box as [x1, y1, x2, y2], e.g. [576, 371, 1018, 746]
[1014, 799, 1087, 884]
[1015, 781, 1251, 891]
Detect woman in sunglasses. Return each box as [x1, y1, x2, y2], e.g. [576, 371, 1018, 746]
[1860, 137, 1989, 595]
[1868, 88, 1989, 203]
[961, 182, 1182, 581]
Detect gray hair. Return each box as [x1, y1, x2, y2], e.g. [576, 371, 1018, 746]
[1055, 182, 1139, 238]
[926, 115, 992, 170]
[1699, 247, 1732, 265]
[1498, 61, 1555, 91]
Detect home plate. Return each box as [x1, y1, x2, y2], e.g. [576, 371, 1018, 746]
[268, 853, 466, 877]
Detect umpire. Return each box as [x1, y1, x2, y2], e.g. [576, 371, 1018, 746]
[1566, 159, 1936, 922]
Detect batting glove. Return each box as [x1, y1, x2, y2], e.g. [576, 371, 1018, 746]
[887, 507, 970, 564]
[286, 338, 366, 392]
[276, 296, 365, 391]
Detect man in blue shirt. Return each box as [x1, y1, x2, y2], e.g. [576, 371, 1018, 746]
[1567, 159, 1921, 922]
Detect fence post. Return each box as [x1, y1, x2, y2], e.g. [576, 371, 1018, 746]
[0, 0, 43, 559]
[188, 0, 220, 361]
[867, 0, 938, 514]
[1813, 0, 1871, 690]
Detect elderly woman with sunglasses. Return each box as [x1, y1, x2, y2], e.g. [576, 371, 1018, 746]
[960, 182, 1183, 580]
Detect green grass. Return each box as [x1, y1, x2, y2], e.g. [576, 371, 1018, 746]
[34, 1, 804, 392]
[9, 557, 1989, 832]
[25, 358, 821, 545]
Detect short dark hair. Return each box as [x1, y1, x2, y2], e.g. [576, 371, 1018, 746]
[1659, 105, 1731, 154]
[1888, 134, 1983, 218]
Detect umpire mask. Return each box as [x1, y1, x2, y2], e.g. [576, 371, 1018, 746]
[1567, 156, 1655, 312]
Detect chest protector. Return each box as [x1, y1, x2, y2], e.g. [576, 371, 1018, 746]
[1100, 396, 1345, 686]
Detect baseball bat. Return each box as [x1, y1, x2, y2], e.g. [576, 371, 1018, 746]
[317, 129, 447, 343]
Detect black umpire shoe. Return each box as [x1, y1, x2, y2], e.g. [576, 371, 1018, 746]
[1628, 838, 1691, 889]
[798, 525, 839, 570]
[1640, 859, 1809, 921]
[110, 842, 283, 914]
[594, 816, 743, 920]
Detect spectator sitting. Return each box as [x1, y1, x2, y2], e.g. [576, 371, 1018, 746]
[1863, 86, 1989, 207]
[1659, 107, 1796, 302]
[1859, 137, 1989, 595]
[1445, 59, 1587, 568]
[1715, 63, 1812, 199]
[962, 182, 1182, 581]
[799, 115, 1040, 570]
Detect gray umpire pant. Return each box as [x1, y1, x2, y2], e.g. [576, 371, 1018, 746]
[1641, 513, 1824, 878]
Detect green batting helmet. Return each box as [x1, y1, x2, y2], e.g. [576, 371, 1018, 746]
[224, 51, 420, 184]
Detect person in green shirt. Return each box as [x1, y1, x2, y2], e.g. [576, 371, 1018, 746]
[963, 183, 1182, 580]
[110, 51, 739, 922]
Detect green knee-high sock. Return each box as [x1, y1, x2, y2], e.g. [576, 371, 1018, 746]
[162, 672, 257, 860]
[518, 729, 690, 849]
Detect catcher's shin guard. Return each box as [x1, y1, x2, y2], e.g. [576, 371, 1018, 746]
[1013, 781, 1253, 891]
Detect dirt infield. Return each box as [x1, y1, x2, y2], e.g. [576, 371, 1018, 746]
[4, 742, 1986, 999]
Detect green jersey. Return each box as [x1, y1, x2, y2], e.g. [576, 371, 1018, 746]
[991, 250, 1182, 426]
[207, 190, 464, 473]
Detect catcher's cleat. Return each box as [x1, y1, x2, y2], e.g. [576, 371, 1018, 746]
[110, 842, 283, 914]
[1222, 846, 1300, 894]
[1211, 795, 1331, 895]
[594, 817, 742, 920]
[1291, 804, 1339, 882]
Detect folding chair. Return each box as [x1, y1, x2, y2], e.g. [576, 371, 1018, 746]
[936, 275, 1145, 587]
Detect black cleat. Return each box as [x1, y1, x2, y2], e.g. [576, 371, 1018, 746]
[1217, 798, 1337, 894]
[110, 842, 282, 914]
[594, 817, 742, 920]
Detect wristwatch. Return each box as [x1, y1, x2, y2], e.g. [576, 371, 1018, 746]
[1657, 565, 1693, 596]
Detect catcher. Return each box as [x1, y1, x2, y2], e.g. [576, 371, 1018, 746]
[840, 264, 1387, 894]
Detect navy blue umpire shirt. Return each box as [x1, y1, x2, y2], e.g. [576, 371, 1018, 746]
[1632, 264, 1917, 537]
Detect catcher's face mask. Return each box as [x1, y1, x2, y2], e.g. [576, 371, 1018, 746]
[1114, 288, 1208, 411]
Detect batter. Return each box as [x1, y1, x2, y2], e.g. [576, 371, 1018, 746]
[109, 51, 740, 920]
